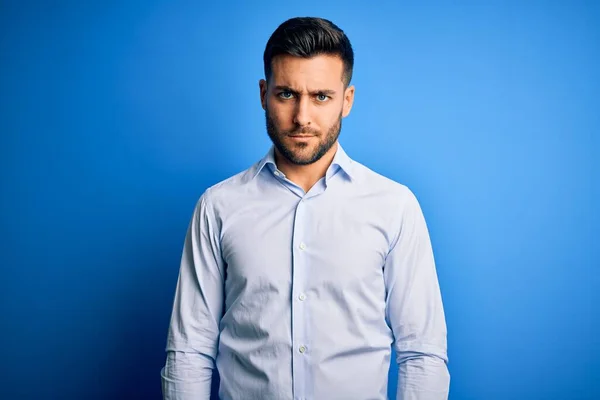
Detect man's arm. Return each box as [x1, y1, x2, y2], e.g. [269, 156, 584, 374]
[384, 188, 450, 400]
[161, 192, 225, 400]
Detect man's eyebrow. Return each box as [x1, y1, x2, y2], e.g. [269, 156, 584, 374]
[273, 85, 297, 93]
[273, 86, 337, 95]
[310, 89, 337, 95]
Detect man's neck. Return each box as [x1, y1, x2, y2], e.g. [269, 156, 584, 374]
[274, 142, 339, 193]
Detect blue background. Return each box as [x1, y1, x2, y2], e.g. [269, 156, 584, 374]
[1, 1, 598, 399]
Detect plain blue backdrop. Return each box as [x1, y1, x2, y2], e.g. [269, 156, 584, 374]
[1, 1, 598, 399]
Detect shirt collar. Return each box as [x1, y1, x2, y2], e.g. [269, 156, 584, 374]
[251, 146, 277, 180]
[329, 142, 355, 181]
[251, 142, 355, 181]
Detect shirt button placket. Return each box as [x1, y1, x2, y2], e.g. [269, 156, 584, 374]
[291, 198, 309, 400]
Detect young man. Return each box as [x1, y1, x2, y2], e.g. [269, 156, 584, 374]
[161, 17, 450, 400]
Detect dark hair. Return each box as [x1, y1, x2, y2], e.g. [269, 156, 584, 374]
[263, 17, 354, 86]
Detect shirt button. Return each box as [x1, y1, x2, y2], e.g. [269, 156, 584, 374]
[299, 345, 307, 353]
[299, 243, 306, 250]
[298, 293, 306, 301]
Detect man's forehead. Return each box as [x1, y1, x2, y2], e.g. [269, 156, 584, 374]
[270, 54, 345, 87]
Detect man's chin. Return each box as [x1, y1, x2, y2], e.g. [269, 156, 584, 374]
[284, 153, 318, 166]
[277, 146, 318, 166]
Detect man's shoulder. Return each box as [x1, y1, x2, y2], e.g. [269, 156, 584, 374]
[351, 159, 414, 200]
[197, 160, 260, 207]
[350, 160, 425, 224]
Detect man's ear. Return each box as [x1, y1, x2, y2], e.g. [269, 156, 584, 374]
[342, 85, 355, 118]
[259, 79, 268, 110]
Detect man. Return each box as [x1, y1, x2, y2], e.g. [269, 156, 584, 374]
[161, 17, 450, 400]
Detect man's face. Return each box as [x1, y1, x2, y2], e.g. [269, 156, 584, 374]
[260, 54, 355, 165]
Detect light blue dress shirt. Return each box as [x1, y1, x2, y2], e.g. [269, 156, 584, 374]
[161, 143, 449, 400]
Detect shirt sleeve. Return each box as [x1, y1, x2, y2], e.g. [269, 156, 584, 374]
[383, 188, 450, 400]
[161, 192, 225, 400]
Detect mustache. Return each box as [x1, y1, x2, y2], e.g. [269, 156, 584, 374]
[286, 127, 319, 136]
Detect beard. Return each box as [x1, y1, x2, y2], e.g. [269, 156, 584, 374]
[265, 108, 342, 166]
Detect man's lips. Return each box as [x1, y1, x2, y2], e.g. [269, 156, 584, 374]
[288, 133, 317, 137]
[288, 135, 315, 141]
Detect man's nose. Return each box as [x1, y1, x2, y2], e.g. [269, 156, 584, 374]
[293, 96, 312, 126]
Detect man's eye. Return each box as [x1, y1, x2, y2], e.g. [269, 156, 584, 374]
[316, 94, 329, 102]
[278, 91, 294, 99]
